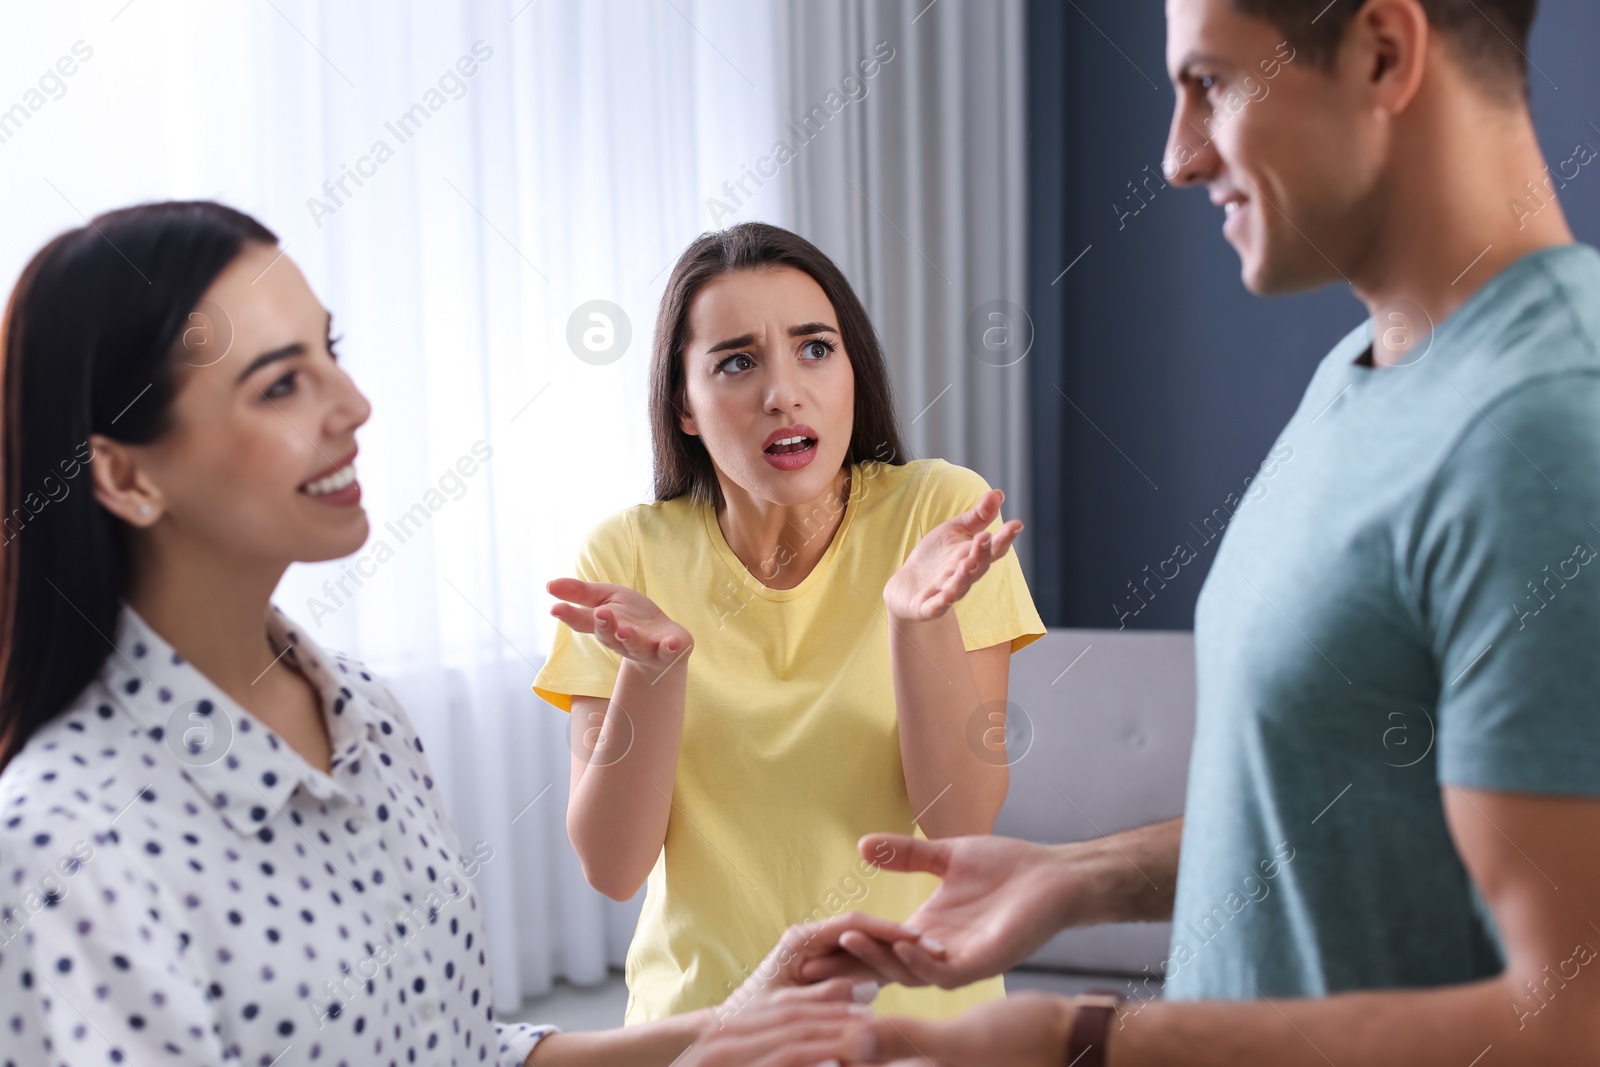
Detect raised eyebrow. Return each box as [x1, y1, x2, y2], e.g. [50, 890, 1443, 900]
[706, 333, 759, 356]
[704, 323, 837, 356]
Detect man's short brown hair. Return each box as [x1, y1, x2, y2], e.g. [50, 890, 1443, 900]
[1232, 0, 1538, 99]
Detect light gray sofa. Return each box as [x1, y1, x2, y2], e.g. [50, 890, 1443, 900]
[994, 628, 1196, 992]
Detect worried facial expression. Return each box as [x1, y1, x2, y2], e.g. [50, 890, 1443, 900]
[678, 266, 856, 506]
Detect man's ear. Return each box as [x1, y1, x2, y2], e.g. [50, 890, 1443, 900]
[1351, 0, 1430, 115]
[87, 434, 164, 527]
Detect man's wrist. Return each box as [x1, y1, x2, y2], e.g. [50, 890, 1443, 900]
[1048, 839, 1130, 929]
[1064, 993, 1122, 1067]
[1053, 825, 1178, 927]
[1036, 998, 1075, 1062]
[1056, 996, 1080, 1055]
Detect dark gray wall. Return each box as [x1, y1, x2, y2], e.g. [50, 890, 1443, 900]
[1026, 0, 1600, 630]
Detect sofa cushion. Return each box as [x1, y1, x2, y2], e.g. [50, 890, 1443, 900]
[993, 628, 1195, 976]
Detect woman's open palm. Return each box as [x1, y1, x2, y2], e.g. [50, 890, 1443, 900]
[883, 489, 1022, 622]
[547, 578, 692, 673]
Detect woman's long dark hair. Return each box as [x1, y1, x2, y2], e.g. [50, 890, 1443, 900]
[0, 200, 277, 770]
[649, 222, 909, 507]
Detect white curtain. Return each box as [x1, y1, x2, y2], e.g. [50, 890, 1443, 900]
[777, 0, 1032, 558]
[0, 0, 1026, 1012]
[0, 0, 791, 1011]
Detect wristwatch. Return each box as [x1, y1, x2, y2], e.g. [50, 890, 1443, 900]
[1065, 991, 1121, 1066]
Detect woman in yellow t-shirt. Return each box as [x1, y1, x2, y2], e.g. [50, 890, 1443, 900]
[533, 222, 1044, 1025]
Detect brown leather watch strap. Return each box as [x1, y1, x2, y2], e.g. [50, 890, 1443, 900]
[1065, 992, 1121, 1066]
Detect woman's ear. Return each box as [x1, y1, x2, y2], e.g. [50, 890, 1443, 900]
[676, 394, 699, 437]
[87, 434, 164, 527]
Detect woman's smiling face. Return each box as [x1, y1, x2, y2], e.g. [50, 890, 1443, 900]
[105, 241, 373, 566]
[678, 266, 856, 506]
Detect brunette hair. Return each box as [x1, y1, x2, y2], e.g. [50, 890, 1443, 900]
[0, 200, 277, 770]
[1234, 0, 1537, 99]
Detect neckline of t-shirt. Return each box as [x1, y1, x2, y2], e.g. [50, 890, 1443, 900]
[700, 467, 861, 602]
[1346, 242, 1588, 381]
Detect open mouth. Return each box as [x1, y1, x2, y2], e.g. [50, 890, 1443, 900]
[1220, 195, 1250, 237]
[765, 434, 816, 456]
[762, 425, 820, 471]
[299, 450, 362, 505]
[301, 463, 357, 496]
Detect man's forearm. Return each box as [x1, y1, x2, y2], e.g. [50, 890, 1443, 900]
[1109, 972, 1597, 1066]
[1058, 816, 1182, 928]
[529, 1008, 709, 1066]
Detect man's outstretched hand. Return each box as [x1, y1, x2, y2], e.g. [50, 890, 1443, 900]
[800, 834, 1082, 990]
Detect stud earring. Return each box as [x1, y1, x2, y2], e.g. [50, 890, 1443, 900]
[139, 504, 153, 518]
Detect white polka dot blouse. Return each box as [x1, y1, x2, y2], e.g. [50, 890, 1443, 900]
[0, 604, 554, 1066]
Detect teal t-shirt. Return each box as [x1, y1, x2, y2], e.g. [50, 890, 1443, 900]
[1167, 244, 1600, 999]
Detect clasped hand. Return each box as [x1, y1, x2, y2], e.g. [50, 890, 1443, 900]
[685, 832, 1086, 1066]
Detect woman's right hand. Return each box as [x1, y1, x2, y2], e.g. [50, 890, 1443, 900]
[548, 578, 693, 676]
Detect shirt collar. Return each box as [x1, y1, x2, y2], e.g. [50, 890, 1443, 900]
[101, 603, 402, 837]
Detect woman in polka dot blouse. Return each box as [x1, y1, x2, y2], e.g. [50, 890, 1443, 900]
[0, 202, 886, 1067]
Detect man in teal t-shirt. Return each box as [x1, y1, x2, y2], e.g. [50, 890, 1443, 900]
[1170, 241, 1600, 999]
[805, 2, 1600, 1065]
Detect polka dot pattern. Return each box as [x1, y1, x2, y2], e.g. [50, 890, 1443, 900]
[0, 605, 553, 1066]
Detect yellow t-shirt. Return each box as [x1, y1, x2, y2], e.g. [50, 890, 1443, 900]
[533, 458, 1045, 1023]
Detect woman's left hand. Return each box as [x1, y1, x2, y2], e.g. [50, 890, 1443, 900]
[883, 489, 1021, 623]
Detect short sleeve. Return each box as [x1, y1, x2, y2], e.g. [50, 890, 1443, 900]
[1409, 372, 1600, 796]
[915, 460, 1047, 654]
[0, 823, 231, 1066]
[532, 510, 637, 712]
